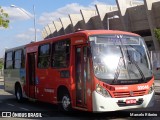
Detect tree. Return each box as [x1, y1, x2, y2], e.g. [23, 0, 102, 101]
[0, 6, 9, 28]
[154, 28, 160, 43]
[0, 58, 3, 69]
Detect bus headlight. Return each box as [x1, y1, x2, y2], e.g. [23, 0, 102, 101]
[96, 84, 111, 97]
[148, 83, 154, 94]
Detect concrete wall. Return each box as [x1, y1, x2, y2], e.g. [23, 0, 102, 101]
[128, 5, 150, 31]
[80, 9, 99, 29]
[42, 0, 160, 51]
[47, 23, 56, 38]
[153, 1, 160, 28]
[144, 0, 160, 50]
[44, 26, 49, 37]
[60, 17, 74, 34]
[96, 4, 118, 29]
[41, 30, 46, 39]
[53, 21, 65, 36]
[69, 14, 86, 31]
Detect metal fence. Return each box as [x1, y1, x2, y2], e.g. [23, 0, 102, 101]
[151, 51, 160, 79]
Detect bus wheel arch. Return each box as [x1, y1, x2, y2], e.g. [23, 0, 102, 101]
[15, 82, 23, 102]
[57, 86, 72, 111]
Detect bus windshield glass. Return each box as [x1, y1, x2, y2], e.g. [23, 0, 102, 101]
[89, 35, 152, 84]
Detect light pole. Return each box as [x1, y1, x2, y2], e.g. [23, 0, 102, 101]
[10, 5, 37, 42]
[107, 15, 119, 30]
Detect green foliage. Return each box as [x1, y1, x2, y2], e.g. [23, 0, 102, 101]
[0, 6, 9, 28]
[0, 58, 3, 69]
[154, 28, 160, 42]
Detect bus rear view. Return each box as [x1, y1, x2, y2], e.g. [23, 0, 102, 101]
[89, 34, 154, 111]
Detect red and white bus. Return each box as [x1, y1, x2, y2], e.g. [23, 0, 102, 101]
[4, 30, 154, 112]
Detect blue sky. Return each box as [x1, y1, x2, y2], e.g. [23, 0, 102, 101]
[0, 0, 116, 58]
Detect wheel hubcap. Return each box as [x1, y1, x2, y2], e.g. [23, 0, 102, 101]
[17, 90, 20, 100]
[62, 96, 70, 110]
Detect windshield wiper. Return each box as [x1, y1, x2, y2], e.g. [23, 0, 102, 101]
[113, 44, 128, 83]
[126, 46, 146, 81]
[113, 57, 124, 83]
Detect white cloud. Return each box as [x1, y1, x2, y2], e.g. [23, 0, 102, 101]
[38, 1, 110, 26]
[28, 28, 41, 33]
[2, 6, 33, 21]
[38, 3, 97, 25]
[91, 0, 108, 5]
[15, 28, 41, 42]
[16, 34, 31, 40]
[0, 27, 5, 30]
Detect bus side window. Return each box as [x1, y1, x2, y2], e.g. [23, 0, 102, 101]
[52, 39, 70, 68]
[5, 51, 13, 69]
[38, 44, 51, 69]
[14, 50, 22, 69]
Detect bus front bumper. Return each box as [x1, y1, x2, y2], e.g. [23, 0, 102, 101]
[92, 91, 155, 112]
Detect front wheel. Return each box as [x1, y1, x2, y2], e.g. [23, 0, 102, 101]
[59, 92, 72, 111]
[15, 86, 23, 102]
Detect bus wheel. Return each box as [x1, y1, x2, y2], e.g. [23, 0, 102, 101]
[59, 92, 72, 111]
[15, 86, 23, 102]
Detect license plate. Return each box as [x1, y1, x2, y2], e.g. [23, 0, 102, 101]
[126, 99, 136, 104]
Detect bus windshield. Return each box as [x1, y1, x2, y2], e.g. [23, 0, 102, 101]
[89, 35, 152, 84]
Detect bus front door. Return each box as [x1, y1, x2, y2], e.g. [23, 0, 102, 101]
[75, 46, 92, 109]
[27, 52, 36, 99]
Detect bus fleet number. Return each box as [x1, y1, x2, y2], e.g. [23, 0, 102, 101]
[137, 85, 149, 90]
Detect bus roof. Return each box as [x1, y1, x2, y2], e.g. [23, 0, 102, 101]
[75, 30, 139, 36]
[27, 30, 140, 47]
[5, 45, 26, 52]
[5, 30, 140, 53]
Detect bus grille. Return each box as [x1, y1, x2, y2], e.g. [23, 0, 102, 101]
[113, 90, 146, 98]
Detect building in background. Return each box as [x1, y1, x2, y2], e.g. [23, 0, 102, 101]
[42, 0, 160, 51]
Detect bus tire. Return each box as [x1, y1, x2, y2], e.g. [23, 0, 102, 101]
[59, 92, 72, 112]
[15, 86, 23, 102]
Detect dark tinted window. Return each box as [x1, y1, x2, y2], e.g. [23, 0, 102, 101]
[5, 52, 13, 69]
[14, 50, 22, 69]
[39, 44, 50, 56]
[38, 44, 50, 68]
[52, 39, 70, 68]
[6, 52, 12, 61]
